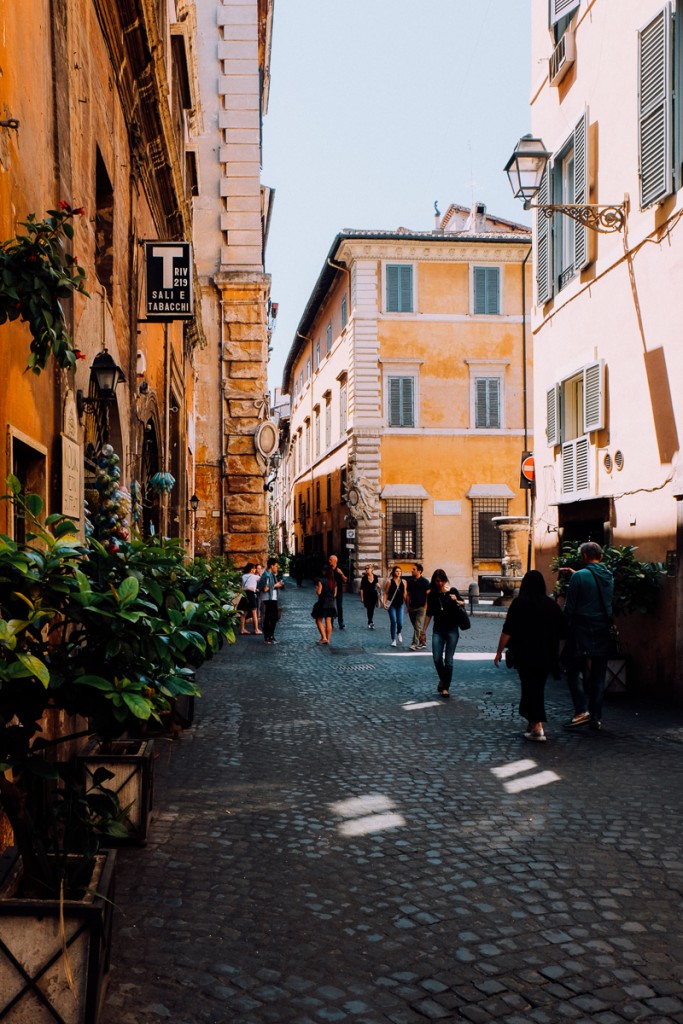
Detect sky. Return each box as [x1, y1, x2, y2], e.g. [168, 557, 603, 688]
[261, 0, 532, 394]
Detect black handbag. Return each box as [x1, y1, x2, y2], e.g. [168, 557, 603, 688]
[455, 599, 471, 631]
[504, 648, 515, 669]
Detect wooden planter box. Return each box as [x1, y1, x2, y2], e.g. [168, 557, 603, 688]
[0, 848, 116, 1023]
[78, 738, 155, 845]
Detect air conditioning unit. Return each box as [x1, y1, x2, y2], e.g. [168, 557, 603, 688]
[549, 29, 576, 86]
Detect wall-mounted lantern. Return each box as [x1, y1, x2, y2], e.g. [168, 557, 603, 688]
[77, 349, 126, 417]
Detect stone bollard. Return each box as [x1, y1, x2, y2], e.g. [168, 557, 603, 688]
[468, 581, 479, 614]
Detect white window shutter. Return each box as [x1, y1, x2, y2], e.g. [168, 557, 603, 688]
[638, 4, 672, 209]
[575, 437, 590, 491]
[547, 384, 561, 447]
[583, 360, 605, 432]
[573, 110, 590, 271]
[550, 0, 580, 27]
[562, 441, 575, 494]
[536, 167, 553, 305]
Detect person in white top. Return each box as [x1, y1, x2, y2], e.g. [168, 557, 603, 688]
[240, 563, 262, 635]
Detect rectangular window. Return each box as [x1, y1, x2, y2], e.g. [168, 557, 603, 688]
[386, 264, 413, 312]
[471, 498, 508, 560]
[550, 0, 580, 30]
[473, 267, 500, 315]
[315, 342, 320, 370]
[326, 475, 332, 509]
[388, 376, 415, 427]
[314, 409, 320, 458]
[546, 359, 605, 448]
[475, 377, 501, 428]
[315, 480, 321, 513]
[385, 499, 423, 562]
[326, 323, 332, 352]
[325, 399, 331, 448]
[306, 359, 311, 382]
[341, 295, 347, 329]
[639, 5, 673, 208]
[298, 371, 304, 393]
[339, 379, 348, 435]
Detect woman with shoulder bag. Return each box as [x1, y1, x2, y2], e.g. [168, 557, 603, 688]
[493, 569, 566, 741]
[383, 566, 406, 647]
[423, 569, 467, 698]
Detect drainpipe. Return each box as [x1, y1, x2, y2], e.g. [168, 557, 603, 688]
[522, 244, 533, 571]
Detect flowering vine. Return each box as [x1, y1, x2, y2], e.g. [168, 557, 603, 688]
[0, 202, 89, 373]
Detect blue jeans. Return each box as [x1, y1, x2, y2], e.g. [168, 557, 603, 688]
[566, 655, 608, 721]
[432, 628, 459, 688]
[389, 603, 404, 640]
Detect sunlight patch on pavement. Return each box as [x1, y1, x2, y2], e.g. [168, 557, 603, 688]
[402, 700, 442, 710]
[491, 759, 538, 779]
[330, 794, 395, 818]
[338, 812, 406, 836]
[503, 771, 561, 793]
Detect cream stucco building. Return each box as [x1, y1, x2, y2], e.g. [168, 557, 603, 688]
[528, 0, 683, 697]
[281, 204, 532, 592]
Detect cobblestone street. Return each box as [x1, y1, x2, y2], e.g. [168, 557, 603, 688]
[101, 582, 683, 1024]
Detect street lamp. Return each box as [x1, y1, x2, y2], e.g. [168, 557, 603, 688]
[188, 493, 200, 529]
[504, 133, 627, 233]
[264, 450, 281, 493]
[77, 349, 126, 417]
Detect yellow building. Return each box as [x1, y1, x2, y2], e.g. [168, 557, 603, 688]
[524, 0, 683, 698]
[281, 204, 532, 591]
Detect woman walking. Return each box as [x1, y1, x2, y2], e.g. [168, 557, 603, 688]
[383, 566, 406, 647]
[423, 569, 466, 698]
[239, 562, 262, 635]
[493, 569, 566, 741]
[360, 564, 380, 629]
[312, 568, 337, 644]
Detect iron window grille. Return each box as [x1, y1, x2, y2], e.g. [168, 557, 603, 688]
[471, 498, 509, 559]
[385, 499, 423, 563]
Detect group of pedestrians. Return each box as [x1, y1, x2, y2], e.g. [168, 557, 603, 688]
[238, 556, 284, 645]
[494, 541, 615, 740]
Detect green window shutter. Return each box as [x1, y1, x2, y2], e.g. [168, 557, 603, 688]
[388, 376, 414, 426]
[550, 0, 580, 26]
[638, 4, 672, 209]
[475, 378, 500, 428]
[401, 376, 414, 425]
[573, 110, 589, 271]
[536, 167, 553, 305]
[386, 266, 400, 311]
[583, 360, 605, 432]
[398, 265, 413, 312]
[341, 295, 347, 329]
[474, 268, 499, 314]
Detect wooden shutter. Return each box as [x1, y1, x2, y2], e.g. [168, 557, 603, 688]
[583, 360, 605, 432]
[638, 5, 672, 209]
[536, 167, 553, 305]
[401, 377, 414, 426]
[550, 0, 580, 27]
[389, 377, 402, 425]
[573, 110, 589, 271]
[473, 267, 500, 314]
[575, 437, 590, 491]
[475, 378, 500, 428]
[562, 441, 575, 494]
[386, 265, 399, 311]
[546, 384, 561, 446]
[398, 265, 413, 312]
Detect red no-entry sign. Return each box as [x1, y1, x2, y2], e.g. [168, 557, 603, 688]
[520, 452, 535, 489]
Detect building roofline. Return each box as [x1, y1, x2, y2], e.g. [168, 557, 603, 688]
[280, 227, 532, 394]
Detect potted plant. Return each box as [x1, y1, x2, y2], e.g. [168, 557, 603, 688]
[551, 542, 665, 691]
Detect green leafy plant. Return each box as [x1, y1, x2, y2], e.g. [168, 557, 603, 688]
[0, 478, 238, 897]
[551, 542, 666, 615]
[0, 203, 89, 373]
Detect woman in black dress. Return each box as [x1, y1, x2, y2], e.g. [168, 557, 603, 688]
[359, 564, 380, 629]
[312, 568, 337, 644]
[493, 569, 566, 742]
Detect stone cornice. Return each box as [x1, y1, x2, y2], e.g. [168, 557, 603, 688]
[337, 239, 530, 265]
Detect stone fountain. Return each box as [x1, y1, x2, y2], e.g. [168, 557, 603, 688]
[491, 516, 530, 604]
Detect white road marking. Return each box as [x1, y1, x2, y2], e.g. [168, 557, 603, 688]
[402, 700, 442, 710]
[503, 770, 561, 793]
[329, 794, 396, 818]
[491, 759, 538, 779]
[338, 812, 406, 836]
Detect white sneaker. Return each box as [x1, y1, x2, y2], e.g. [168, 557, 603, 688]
[397, 633, 403, 643]
[391, 639, 397, 647]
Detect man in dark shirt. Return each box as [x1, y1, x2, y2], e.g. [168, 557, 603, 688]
[406, 563, 429, 650]
[328, 554, 347, 628]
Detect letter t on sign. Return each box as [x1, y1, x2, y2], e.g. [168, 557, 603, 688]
[152, 246, 184, 288]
